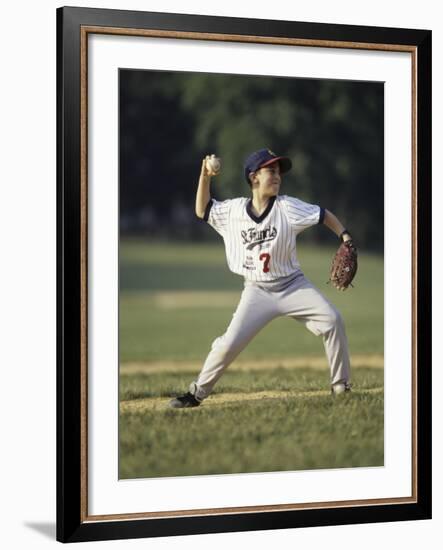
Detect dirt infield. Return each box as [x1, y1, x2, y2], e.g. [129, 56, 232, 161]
[120, 353, 383, 375]
[120, 386, 383, 413]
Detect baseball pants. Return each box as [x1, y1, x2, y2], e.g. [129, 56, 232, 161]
[189, 273, 350, 402]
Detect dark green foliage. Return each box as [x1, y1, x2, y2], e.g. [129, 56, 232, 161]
[120, 70, 383, 249]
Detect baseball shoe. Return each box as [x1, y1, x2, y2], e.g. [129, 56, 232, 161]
[331, 382, 352, 395]
[169, 392, 201, 409]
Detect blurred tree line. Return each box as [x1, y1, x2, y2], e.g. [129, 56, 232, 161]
[120, 69, 383, 251]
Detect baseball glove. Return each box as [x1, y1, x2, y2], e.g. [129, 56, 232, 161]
[329, 240, 358, 290]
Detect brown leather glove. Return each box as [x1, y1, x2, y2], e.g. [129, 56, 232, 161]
[329, 240, 358, 291]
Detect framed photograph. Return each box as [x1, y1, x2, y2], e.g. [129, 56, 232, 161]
[57, 6, 431, 543]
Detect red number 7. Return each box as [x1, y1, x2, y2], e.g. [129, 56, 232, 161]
[259, 253, 271, 273]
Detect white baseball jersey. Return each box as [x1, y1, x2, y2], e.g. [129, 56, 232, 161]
[204, 194, 324, 282]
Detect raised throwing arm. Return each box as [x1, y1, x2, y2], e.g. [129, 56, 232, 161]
[195, 155, 220, 218]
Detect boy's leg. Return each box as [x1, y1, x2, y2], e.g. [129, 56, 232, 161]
[189, 285, 279, 402]
[278, 277, 351, 387]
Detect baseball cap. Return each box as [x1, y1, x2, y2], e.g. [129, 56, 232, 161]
[244, 149, 292, 183]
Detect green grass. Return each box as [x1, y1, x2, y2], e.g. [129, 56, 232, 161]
[119, 367, 384, 479]
[119, 239, 383, 362]
[119, 366, 381, 401]
[118, 238, 384, 479]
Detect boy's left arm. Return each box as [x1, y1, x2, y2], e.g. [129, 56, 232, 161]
[323, 209, 353, 242]
[323, 209, 358, 290]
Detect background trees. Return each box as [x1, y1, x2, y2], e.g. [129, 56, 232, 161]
[120, 70, 383, 251]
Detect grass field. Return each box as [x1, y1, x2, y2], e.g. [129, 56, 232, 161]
[119, 238, 384, 479]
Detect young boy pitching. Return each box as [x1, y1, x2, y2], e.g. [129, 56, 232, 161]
[170, 148, 355, 408]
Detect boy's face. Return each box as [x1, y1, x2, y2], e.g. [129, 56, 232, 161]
[251, 162, 281, 196]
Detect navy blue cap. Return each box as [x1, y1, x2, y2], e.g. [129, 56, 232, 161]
[244, 149, 292, 183]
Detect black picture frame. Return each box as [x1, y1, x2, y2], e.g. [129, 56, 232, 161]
[57, 6, 432, 543]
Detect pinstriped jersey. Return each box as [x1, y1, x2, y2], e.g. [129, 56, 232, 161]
[204, 195, 324, 282]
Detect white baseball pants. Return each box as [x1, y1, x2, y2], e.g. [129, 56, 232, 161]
[190, 273, 350, 401]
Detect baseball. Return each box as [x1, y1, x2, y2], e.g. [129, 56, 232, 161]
[206, 155, 221, 174]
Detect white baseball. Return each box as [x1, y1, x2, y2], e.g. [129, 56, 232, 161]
[206, 155, 221, 174]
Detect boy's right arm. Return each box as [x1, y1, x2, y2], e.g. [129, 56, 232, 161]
[195, 155, 219, 218]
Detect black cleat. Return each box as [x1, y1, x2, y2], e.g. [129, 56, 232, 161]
[169, 392, 201, 409]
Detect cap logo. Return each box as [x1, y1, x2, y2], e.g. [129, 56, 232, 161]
[267, 149, 276, 156]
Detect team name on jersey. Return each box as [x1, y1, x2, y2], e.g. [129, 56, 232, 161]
[241, 226, 278, 250]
